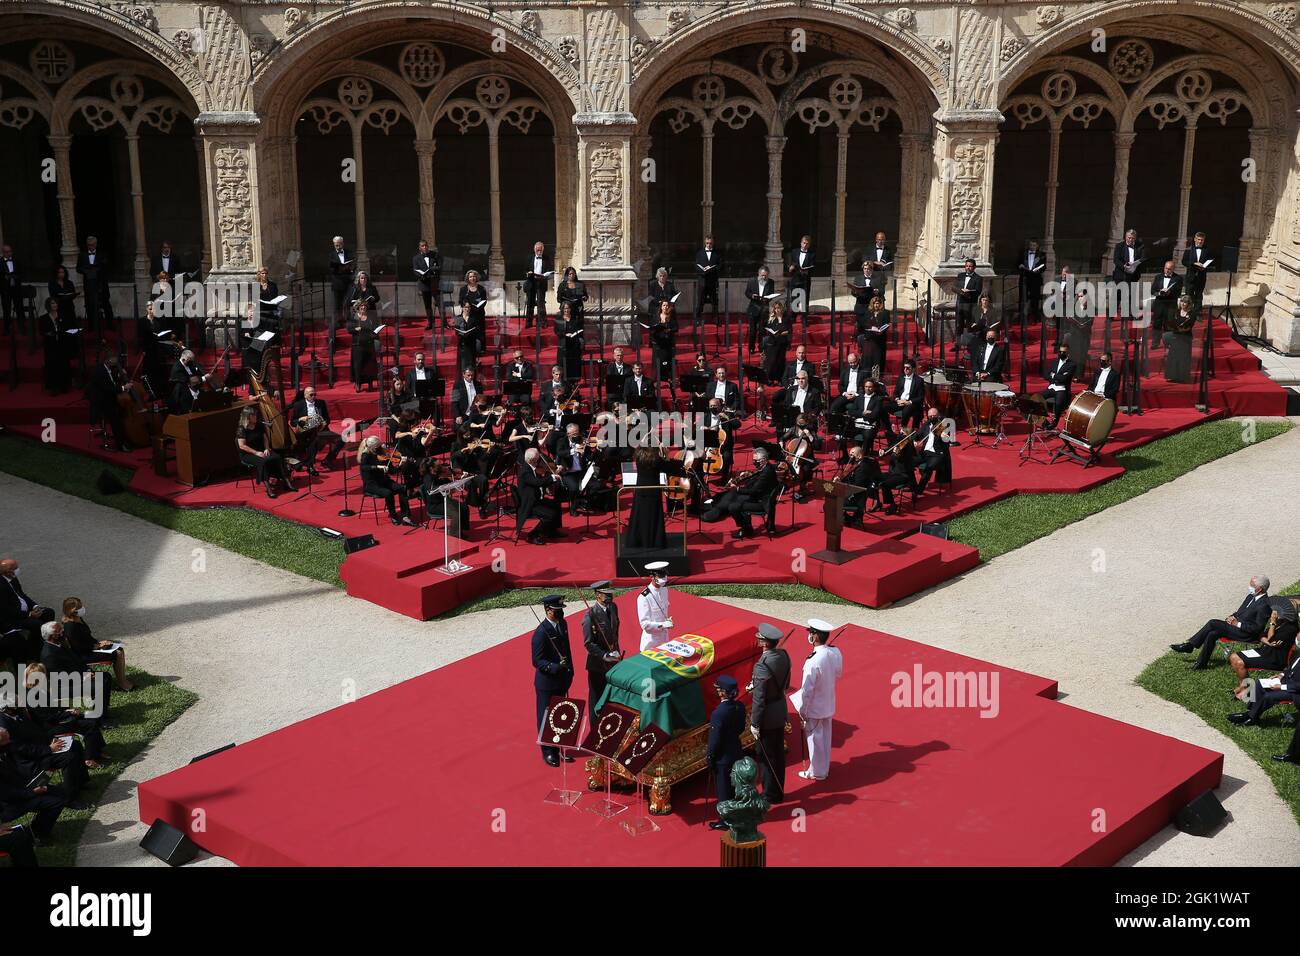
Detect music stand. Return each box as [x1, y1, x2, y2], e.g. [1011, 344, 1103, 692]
[502, 379, 533, 410]
[615, 722, 671, 836]
[539, 696, 587, 807]
[742, 364, 771, 425]
[433, 475, 475, 572]
[580, 702, 638, 818]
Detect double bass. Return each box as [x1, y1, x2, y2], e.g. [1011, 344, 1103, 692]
[117, 354, 166, 448]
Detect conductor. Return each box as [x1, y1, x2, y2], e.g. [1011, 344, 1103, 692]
[532, 594, 574, 767]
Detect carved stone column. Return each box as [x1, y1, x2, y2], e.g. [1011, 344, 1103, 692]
[487, 124, 505, 285]
[831, 128, 850, 293]
[193, 137, 212, 275]
[125, 133, 149, 288]
[1043, 120, 1062, 274]
[701, 124, 715, 240]
[414, 139, 436, 247]
[195, 112, 261, 345]
[764, 135, 787, 279]
[933, 111, 1000, 271]
[1173, 122, 1198, 264]
[1107, 131, 1137, 267]
[629, 133, 652, 271]
[553, 133, 576, 270]
[1240, 127, 1273, 281]
[47, 134, 78, 271]
[574, 112, 638, 336]
[1262, 127, 1300, 352]
[349, 123, 370, 275]
[896, 131, 929, 279]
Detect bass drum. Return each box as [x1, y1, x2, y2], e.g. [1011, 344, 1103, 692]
[1061, 391, 1117, 448]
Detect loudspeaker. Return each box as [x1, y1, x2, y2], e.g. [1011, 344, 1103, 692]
[344, 534, 378, 554]
[1285, 387, 1300, 417]
[918, 522, 950, 541]
[140, 819, 199, 867]
[1218, 245, 1240, 274]
[189, 743, 236, 764]
[1173, 790, 1227, 836]
[95, 470, 125, 495]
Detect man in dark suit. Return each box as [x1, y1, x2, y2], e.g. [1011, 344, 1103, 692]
[39, 621, 109, 729]
[0, 559, 51, 662]
[327, 236, 354, 328]
[701, 447, 779, 539]
[868, 231, 893, 290]
[971, 330, 1006, 383]
[518, 449, 562, 545]
[749, 622, 791, 803]
[1112, 228, 1144, 285]
[777, 367, 822, 426]
[505, 348, 536, 385]
[1171, 575, 1272, 670]
[1150, 260, 1183, 334]
[150, 240, 181, 283]
[0, 822, 38, 866]
[450, 366, 479, 426]
[89, 354, 131, 451]
[781, 344, 816, 391]
[581, 581, 622, 708]
[954, 258, 981, 330]
[890, 357, 926, 432]
[1, 243, 23, 336]
[744, 267, 774, 354]
[405, 351, 439, 408]
[288, 386, 343, 473]
[913, 407, 954, 494]
[412, 240, 442, 330]
[706, 366, 740, 413]
[706, 674, 746, 829]
[623, 362, 657, 410]
[837, 352, 868, 404]
[841, 443, 882, 524]
[1040, 342, 1077, 429]
[1227, 650, 1300, 726]
[1018, 237, 1046, 323]
[1181, 231, 1213, 309]
[0, 727, 76, 842]
[171, 373, 203, 415]
[523, 241, 552, 328]
[531, 594, 574, 766]
[788, 236, 814, 323]
[1088, 352, 1120, 401]
[848, 377, 890, 446]
[694, 235, 722, 330]
[76, 236, 113, 331]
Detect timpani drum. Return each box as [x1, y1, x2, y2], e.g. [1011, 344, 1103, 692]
[925, 370, 964, 426]
[1060, 391, 1117, 448]
[962, 381, 1005, 433]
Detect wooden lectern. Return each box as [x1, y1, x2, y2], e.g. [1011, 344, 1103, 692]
[161, 400, 252, 485]
[811, 478, 871, 565]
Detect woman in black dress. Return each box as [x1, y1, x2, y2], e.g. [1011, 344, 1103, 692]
[650, 300, 677, 387]
[558, 300, 585, 380]
[761, 298, 790, 385]
[348, 270, 381, 314]
[62, 596, 131, 692]
[457, 270, 488, 357]
[556, 266, 588, 323]
[236, 404, 294, 498]
[40, 297, 74, 394]
[137, 299, 176, 390]
[255, 265, 281, 331]
[1162, 294, 1196, 384]
[625, 445, 667, 550]
[347, 301, 379, 391]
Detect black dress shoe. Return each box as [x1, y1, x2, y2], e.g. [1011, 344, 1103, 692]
[562, 754, 575, 763]
[1271, 753, 1300, 763]
[885, 504, 899, 516]
[707, 821, 729, 831]
[266, 487, 278, 499]
[528, 534, 544, 545]
[1189, 663, 1208, 671]
[1170, 643, 1193, 653]
[1225, 712, 1251, 724]
[543, 753, 560, 767]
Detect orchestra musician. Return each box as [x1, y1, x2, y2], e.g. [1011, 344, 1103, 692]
[852, 377, 890, 447]
[76, 236, 113, 331]
[506, 348, 536, 384]
[959, 293, 1000, 364]
[708, 366, 741, 413]
[1181, 231, 1213, 309]
[648, 267, 678, 315]
[254, 266, 281, 332]
[890, 357, 926, 432]
[781, 344, 816, 392]
[607, 346, 630, 379]
[539, 364, 567, 412]
[788, 235, 814, 326]
[454, 299, 484, 371]
[869, 231, 893, 289]
[1088, 351, 1120, 401]
[832, 353, 866, 414]
[349, 270, 381, 316]
[839, 443, 883, 525]
[357, 434, 414, 526]
[90, 354, 135, 450]
[1, 243, 21, 336]
[1111, 228, 1145, 286]
[327, 236, 355, 329]
[148, 238, 178, 285]
[971, 329, 1006, 383]
[694, 235, 722, 330]
[453, 395, 500, 518]
[346, 301, 379, 392]
[777, 369, 822, 428]
[954, 258, 981, 331]
[386, 376, 413, 437]
[502, 405, 544, 463]
[517, 447, 563, 544]
[47, 264, 78, 328]
[173, 373, 204, 415]
[623, 361, 657, 411]
[39, 297, 75, 395]
[458, 270, 489, 356]
[236, 404, 295, 499]
[450, 365, 480, 427]
[286, 386, 341, 476]
[703, 398, 739, 480]
[1018, 237, 1046, 323]
[1151, 260, 1183, 336]
[744, 266, 773, 354]
[650, 300, 678, 388]
[555, 422, 595, 517]
[419, 457, 471, 526]
[405, 351, 440, 414]
[1041, 342, 1077, 429]
[761, 298, 790, 386]
[391, 407, 431, 490]
[876, 431, 918, 516]
[412, 240, 442, 329]
[558, 300, 584, 381]
[523, 241, 552, 329]
[913, 408, 954, 495]
[1163, 294, 1198, 384]
[556, 266, 588, 325]
[701, 446, 779, 540]
[780, 412, 822, 502]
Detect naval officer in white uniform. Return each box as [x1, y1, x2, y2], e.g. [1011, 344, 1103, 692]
[637, 561, 674, 651]
[796, 618, 843, 781]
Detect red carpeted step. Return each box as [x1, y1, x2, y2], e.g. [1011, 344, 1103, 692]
[340, 544, 500, 619]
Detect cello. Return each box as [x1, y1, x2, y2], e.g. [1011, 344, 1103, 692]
[117, 354, 165, 448]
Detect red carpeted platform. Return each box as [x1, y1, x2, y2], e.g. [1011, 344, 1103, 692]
[136, 592, 1222, 866]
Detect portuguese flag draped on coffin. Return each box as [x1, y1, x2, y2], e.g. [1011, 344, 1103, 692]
[595, 618, 761, 734]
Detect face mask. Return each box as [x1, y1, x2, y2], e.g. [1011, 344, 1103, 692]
[654, 575, 668, 587]
[10, 568, 18, 579]
[75, 607, 86, 618]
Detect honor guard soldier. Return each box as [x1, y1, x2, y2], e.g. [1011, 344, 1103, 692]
[797, 619, 843, 781]
[749, 622, 791, 803]
[638, 561, 674, 651]
[532, 594, 574, 767]
[582, 580, 623, 708]
[706, 674, 746, 831]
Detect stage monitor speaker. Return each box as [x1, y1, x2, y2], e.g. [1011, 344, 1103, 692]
[189, 743, 236, 764]
[1286, 387, 1300, 417]
[1173, 790, 1227, 836]
[140, 819, 199, 867]
[344, 534, 378, 554]
[1218, 245, 1240, 274]
[918, 522, 950, 541]
[95, 470, 125, 495]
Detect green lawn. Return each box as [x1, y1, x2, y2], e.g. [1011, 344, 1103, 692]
[8, 666, 198, 866]
[1137, 578, 1300, 826]
[949, 418, 1292, 561]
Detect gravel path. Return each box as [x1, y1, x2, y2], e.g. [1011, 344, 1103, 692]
[4, 418, 1296, 867]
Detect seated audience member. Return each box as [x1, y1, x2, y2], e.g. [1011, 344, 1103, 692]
[0, 822, 38, 866]
[0, 558, 54, 663]
[1228, 601, 1298, 684]
[39, 622, 111, 722]
[20, 664, 107, 769]
[61, 597, 132, 693]
[0, 722, 90, 817]
[1227, 638, 1300, 726]
[1169, 575, 1272, 670]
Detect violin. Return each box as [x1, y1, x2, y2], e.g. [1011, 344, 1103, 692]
[721, 469, 753, 491]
